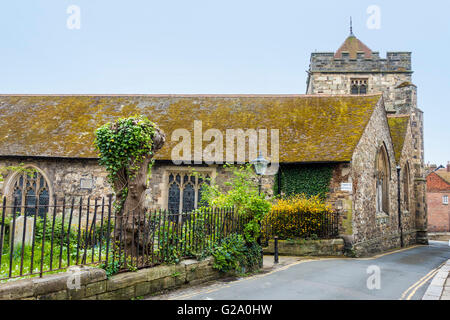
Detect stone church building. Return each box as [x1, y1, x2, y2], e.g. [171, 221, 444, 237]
[0, 31, 427, 256]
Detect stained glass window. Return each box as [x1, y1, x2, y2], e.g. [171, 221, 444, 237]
[182, 183, 195, 213]
[166, 172, 212, 213]
[10, 169, 50, 217]
[39, 189, 50, 218]
[168, 182, 180, 214]
[375, 145, 390, 214]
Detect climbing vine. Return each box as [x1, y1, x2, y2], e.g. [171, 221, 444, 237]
[94, 115, 159, 213]
[95, 115, 157, 183]
[274, 164, 334, 199]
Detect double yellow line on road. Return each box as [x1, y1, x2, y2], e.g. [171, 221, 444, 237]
[399, 261, 445, 300]
[165, 245, 438, 300]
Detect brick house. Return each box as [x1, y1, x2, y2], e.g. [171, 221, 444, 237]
[426, 164, 450, 232]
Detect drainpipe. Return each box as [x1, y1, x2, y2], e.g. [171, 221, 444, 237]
[277, 166, 282, 196]
[396, 166, 404, 247]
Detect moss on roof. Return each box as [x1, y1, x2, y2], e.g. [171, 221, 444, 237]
[435, 170, 450, 185]
[396, 81, 416, 89]
[0, 94, 382, 163]
[387, 115, 410, 163]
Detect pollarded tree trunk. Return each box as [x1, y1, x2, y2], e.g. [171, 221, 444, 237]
[113, 127, 165, 258]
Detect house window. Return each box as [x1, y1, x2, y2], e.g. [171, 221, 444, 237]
[350, 79, 368, 95]
[444, 195, 449, 205]
[11, 169, 50, 217]
[167, 172, 210, 214]
[375, 145, 390, 214]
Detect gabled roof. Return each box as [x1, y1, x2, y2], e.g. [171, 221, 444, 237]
[0, 94, 382, 163]
[435, 169, 450, 185]
[335, 35, 373, 59]
[387, 115, 410, 163]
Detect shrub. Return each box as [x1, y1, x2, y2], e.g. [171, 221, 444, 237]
[212, 234, 246, 273]
[264, 194, 333, 239]
[211, 234, 262, 274]
[198, 164, 271, 244]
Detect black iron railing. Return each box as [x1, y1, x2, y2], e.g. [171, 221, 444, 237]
[0, 195, 241, 281]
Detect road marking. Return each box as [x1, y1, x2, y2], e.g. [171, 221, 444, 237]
[399, 261, 446, 300]
[165, 245, 429, 300]
[405, 269, 439, 300]
[169, 259, 319, 300]
[355, 245, 422, 261]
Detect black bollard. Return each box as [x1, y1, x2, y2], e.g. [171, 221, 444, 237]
[274, 236, 279, 264]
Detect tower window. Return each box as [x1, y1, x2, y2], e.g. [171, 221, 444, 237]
[350, 79, 369, 94]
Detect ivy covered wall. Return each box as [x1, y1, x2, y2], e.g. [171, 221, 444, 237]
[273, 164, 335, 198]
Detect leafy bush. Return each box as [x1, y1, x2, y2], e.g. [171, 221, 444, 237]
[271, 194, 332, 213]
[198, 164, 271, 244]
[264, 194, 333, 239]
[211, 234, 262, 274]
[238, 241, 262, 273]
[212, 234, 247, 273]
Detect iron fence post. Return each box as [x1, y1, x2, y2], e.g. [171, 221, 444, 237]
[274, 236, 279, 264]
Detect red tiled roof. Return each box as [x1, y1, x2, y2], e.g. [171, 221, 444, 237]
[335, 35, 372, 59]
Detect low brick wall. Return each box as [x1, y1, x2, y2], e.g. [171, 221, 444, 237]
[0, 257, 221, 300]
[263, 239, 344, 256]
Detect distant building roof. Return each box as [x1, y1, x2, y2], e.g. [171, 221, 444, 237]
[0, 94, 382, 163]
[387, 115, 410, 163]
[334, 35, 373, 60]
[435, 169, 450, 185]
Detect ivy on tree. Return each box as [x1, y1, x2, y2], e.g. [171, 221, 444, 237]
[94, 115, 165, 254]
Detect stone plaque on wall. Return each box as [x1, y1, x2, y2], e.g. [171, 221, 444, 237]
[340, 183, 352, 192]
[80, 178, 93, 190]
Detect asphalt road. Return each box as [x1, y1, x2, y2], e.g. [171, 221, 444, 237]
[151, 241, 450, 300]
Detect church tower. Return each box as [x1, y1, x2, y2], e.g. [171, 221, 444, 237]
[306, 25, 427, 244]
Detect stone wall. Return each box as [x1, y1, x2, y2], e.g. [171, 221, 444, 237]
[0, 159, 275, 213]
[0, 257, 221, 300]
[263, 239, 344, 257]
[350, 99, 403, 256]
[309, 52, 412, 73]
[0, 158, 112, 201]
[397, 119, 418, 239]
[326, 163, 353, 236]
[306, 72, 412, 112]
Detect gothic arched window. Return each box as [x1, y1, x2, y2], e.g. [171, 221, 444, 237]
[168, 174, 181, 214]
[375, 145, 390, 214]
[10, 169, 50, 218]
[166, 172, 211, 214]
[403, 163, 410, 211]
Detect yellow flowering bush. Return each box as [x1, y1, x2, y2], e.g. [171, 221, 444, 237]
[263, 194, 334, 240]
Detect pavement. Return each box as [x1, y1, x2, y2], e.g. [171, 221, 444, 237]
[146, 240, 450, 300]
[422, 258, 450, 300]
